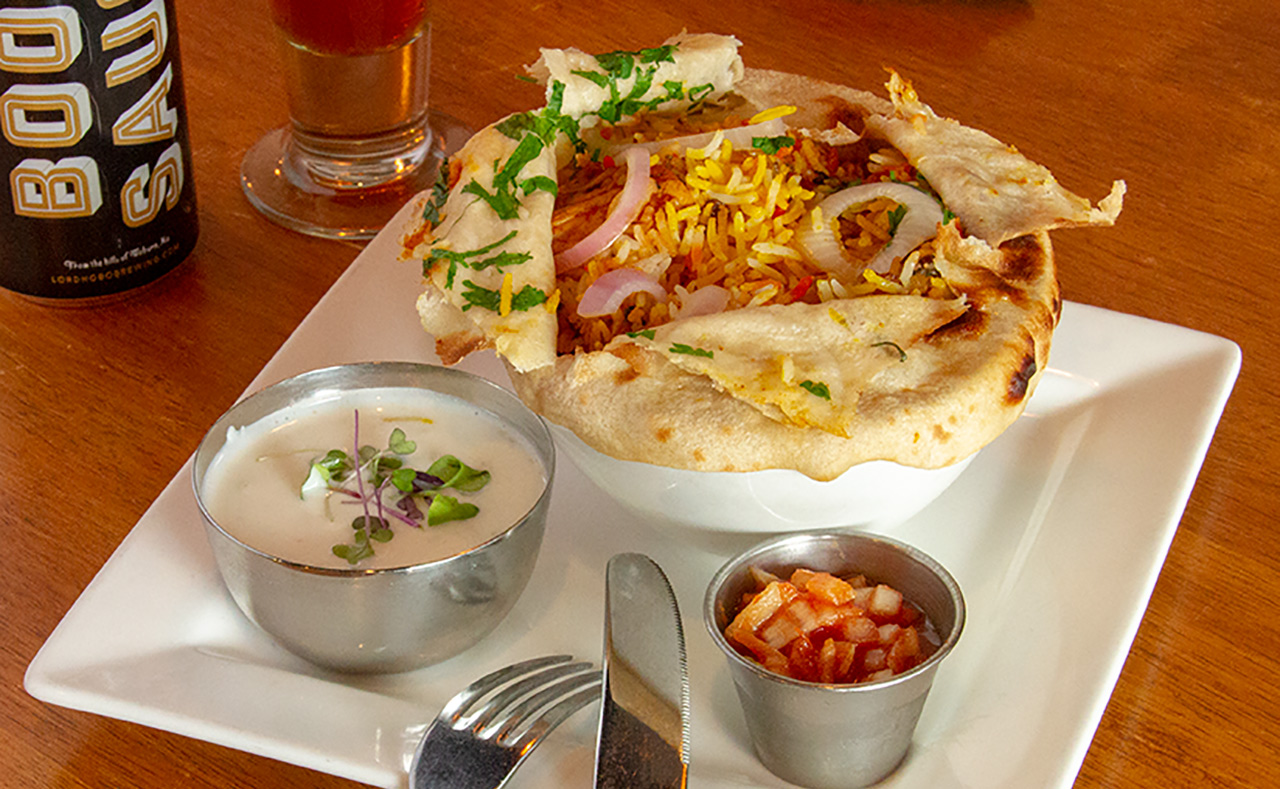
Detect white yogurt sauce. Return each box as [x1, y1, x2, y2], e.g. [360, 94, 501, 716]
[200, 387, 547, 570]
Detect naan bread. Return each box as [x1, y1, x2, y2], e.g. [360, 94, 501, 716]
[509, 224, 1058, 479]
[410, 32, 745, 372]
[408, 36, 1122, 480]
[412, 125, 560, 371]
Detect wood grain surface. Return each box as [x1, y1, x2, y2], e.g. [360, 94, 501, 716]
[4, 1, 1277, 787]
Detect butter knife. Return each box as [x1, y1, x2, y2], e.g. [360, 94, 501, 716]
[594, 553, 690, 788]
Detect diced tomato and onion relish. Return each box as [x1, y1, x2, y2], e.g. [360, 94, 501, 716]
[548, 104, 957, 354]
[724, 566, 939, 684]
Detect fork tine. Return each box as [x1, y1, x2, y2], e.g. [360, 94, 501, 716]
[440, 654, 574, 722]
[486, 666, 606, 737]
[462, 660, 595, 731]
[496, 672, 603, 750]
[410, 656, 601, 789]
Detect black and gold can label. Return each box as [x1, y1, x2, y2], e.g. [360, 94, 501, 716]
[0, 0, 198, 301]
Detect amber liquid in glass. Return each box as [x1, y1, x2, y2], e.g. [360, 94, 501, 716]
[270, 0, 431, 186]
[242, 0, 458, 238]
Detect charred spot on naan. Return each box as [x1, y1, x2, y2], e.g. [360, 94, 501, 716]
[436, 331, 489, 365]
[1006, 334, 1039, 405]
[606, 342, 652, 385]
[930, 306, 989, 341]
[997, 235, 1050, 283]
[815, 96, 874, 136]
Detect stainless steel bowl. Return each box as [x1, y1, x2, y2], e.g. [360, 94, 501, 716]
[704, 531, 965, 788]
[192, 362, 555, 674]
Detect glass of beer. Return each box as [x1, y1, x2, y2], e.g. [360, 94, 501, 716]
[240, 0, 467, 239]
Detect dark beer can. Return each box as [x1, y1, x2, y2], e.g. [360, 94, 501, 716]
[0, 0, 198, 303]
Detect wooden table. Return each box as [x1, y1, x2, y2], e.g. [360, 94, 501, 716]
[5, 1, 1277, 786]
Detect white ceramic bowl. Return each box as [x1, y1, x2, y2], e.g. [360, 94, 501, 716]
[549, 423, 974, 534]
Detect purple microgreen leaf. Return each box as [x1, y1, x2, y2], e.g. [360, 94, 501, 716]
[413, 471, 445, 491]
[396, 495, 424, 521]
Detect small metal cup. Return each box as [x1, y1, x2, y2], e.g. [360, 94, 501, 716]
[192, 362, 555, 674]
[704, 531, 965, 788]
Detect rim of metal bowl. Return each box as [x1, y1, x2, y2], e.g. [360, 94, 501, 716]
[190, 361, 555, 578]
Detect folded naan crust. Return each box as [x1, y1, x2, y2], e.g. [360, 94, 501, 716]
[509, 225, 1058, 479]
[868, 72, 1125, 247]
[411, 41, 1120, 479]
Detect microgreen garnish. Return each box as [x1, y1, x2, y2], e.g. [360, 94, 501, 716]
[305, 411, 491, 565]
[427, 455, 492, 491]
[752, 135, 795, 155]
[626, 329, 656, 340]
[669, 343, 714, 358]
[460, 280, 548, 313]
[800, 380, 831, 400]
[871, 341, 908, 362]
[427, 494, 479, 525]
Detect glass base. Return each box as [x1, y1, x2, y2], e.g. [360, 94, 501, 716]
[240, 110, 471, 241]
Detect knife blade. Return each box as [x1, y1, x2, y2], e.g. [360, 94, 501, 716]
[594, 553, 690, 789]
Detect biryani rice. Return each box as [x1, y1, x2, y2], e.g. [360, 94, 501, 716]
[552, 113, 954, 355]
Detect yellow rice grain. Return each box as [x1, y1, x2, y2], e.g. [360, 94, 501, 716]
[748, 105, 798, 124]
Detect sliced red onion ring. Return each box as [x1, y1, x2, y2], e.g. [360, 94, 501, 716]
[796, 182, 945, 279]
[673, 284, 730, 319]
[557, 146, 653, 273]
[576, 267, 668, 317]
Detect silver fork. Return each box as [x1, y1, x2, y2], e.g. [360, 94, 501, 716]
[408, 655, 603, 789]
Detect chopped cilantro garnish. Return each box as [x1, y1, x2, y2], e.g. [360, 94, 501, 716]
[871, 341, 908, 362]
[466, 249, 533, 273]
[460, 280, 548, 312]
[426, 230, 523, 288]
[752, 135, 795, 155]
[800, 380, 832, 400]
[497, 132, 547, 185]
[571, 69, 611, 88]
[422, 157, 451, 226]
[886, 204, 907, 237]
[687, 83, 714, 102]
[639, 45, 676, 64]
[669, 343, 714, 358]
[519, 175, 557, 197]
[626, 329, 657, 340]
[495, 112, 533, 140]
[564, 43, 694, 126]
[462, 179, 521, 220]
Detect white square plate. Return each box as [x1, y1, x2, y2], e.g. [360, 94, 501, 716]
[26, 199, 1240, 788]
